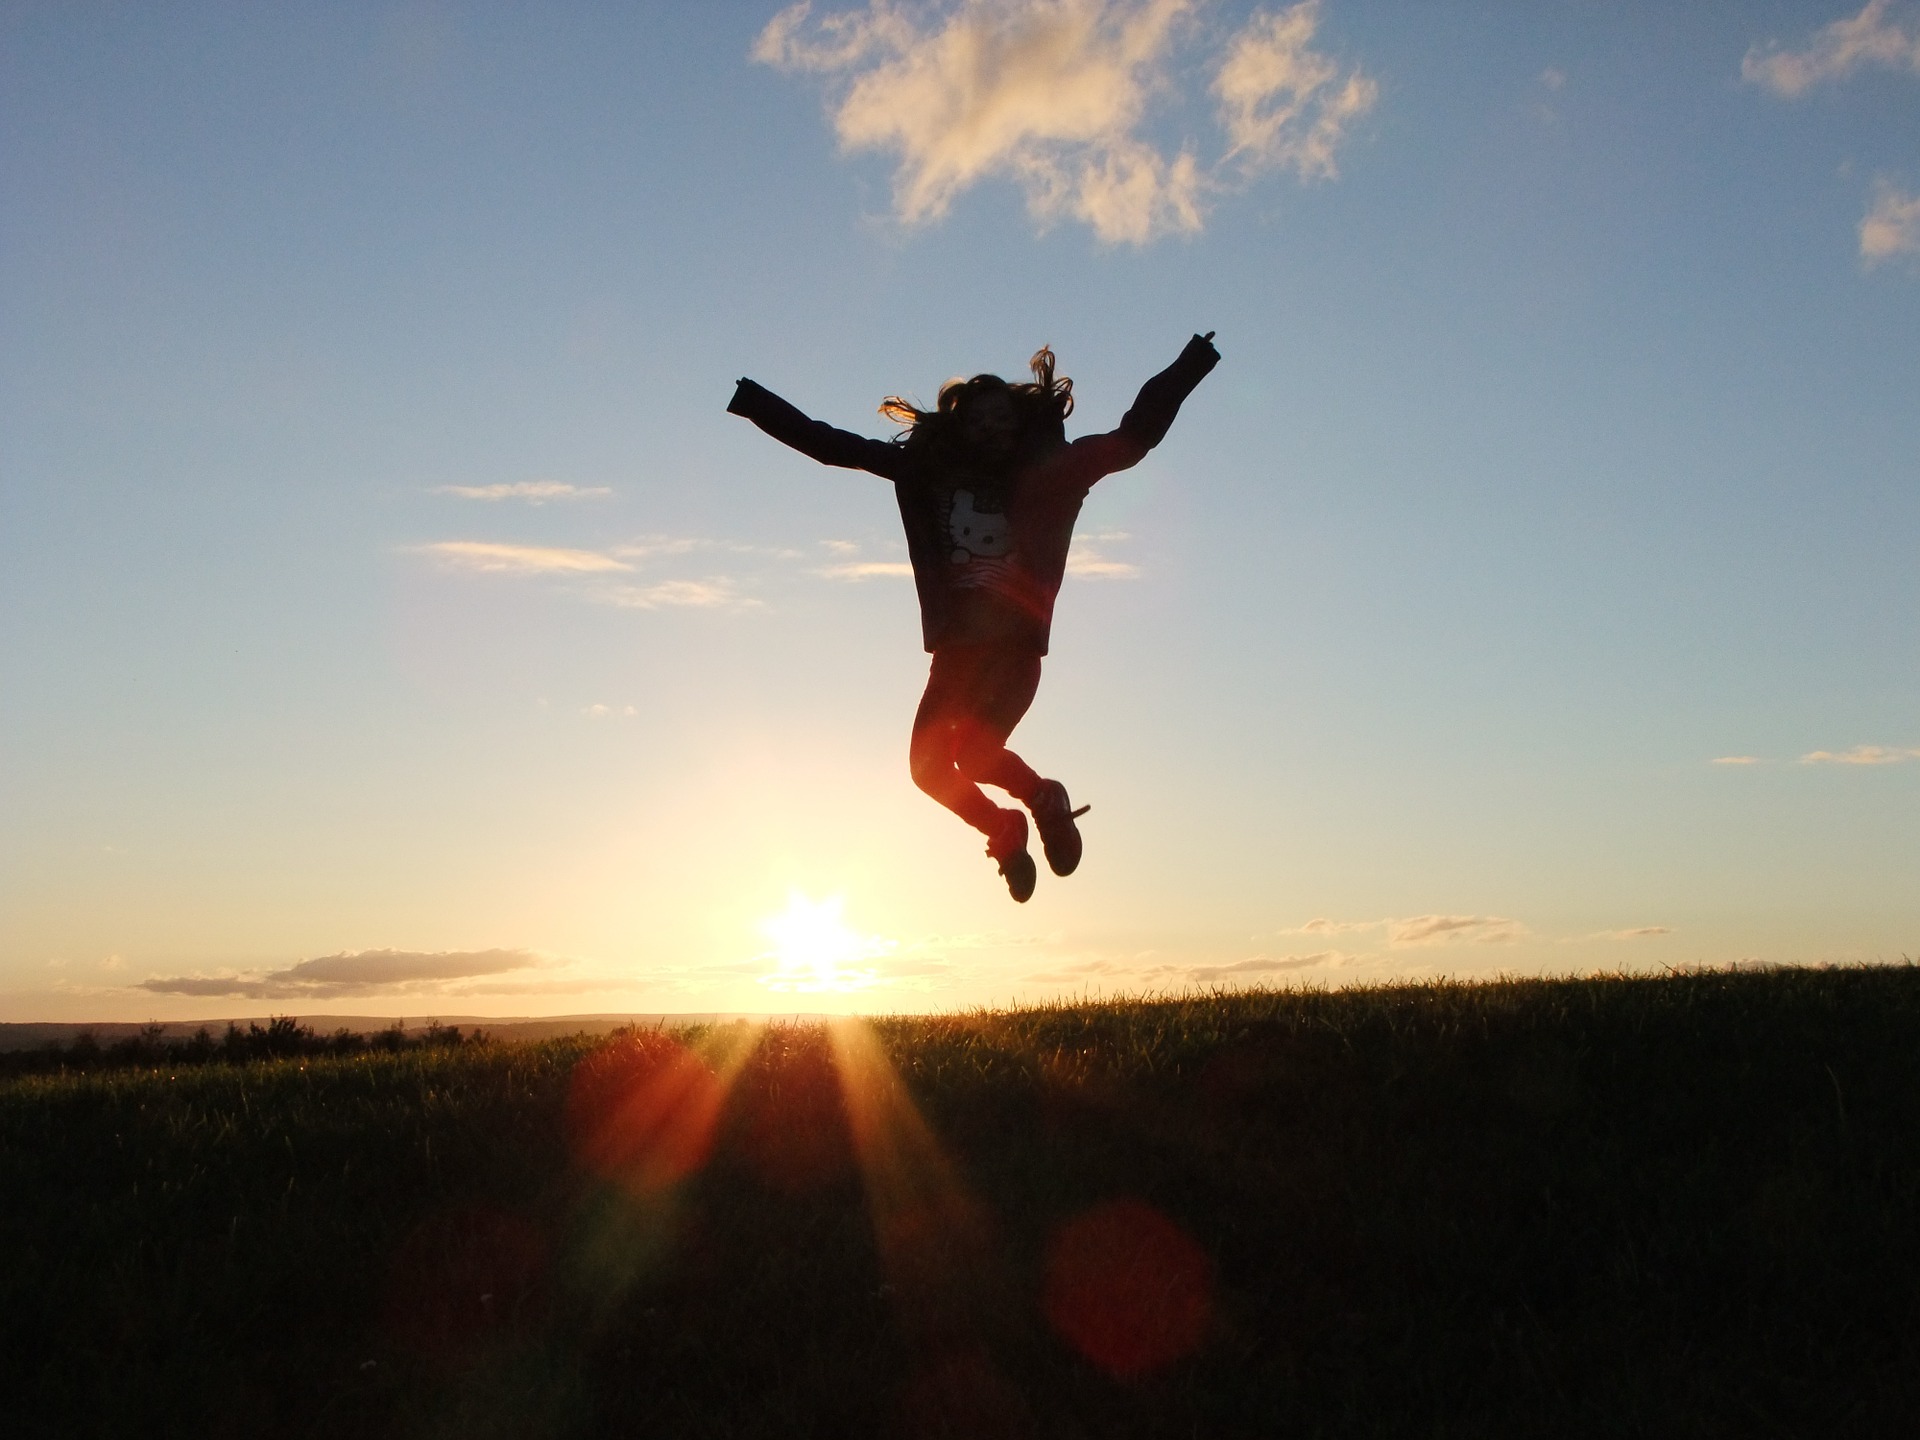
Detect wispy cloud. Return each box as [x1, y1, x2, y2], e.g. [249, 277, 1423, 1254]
[434, 481, 612, 503]
[414, 541, 630, 575]
[138, 948, 549, 1000]
[1711, 755, 1766, 765]
[1180, 951, 1336, 981]
[754, 0, 1374, 245]
[1862, 181, 1920, 263]
[410, 535, 761, 611]
[1065, 530, 1140, 578]
[591, 579, 754, 610]
[1388, 914, 1526, 946]
[820, 560, 916, 579]
[1743, 0, 1920, 98]
[1291, 916, 1380, 935]
[1023, 948, 1348, 986]
[613, 536, 805, 561]
[1800, 743, 1920, 765]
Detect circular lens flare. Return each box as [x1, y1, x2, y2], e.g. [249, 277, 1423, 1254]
[1043, 1198, 1214, 1379]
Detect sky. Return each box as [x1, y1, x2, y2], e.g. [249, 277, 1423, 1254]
[2, 0, 1916, 1022]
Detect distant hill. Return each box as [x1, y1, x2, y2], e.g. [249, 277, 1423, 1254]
[0, 1013, 828, 1052]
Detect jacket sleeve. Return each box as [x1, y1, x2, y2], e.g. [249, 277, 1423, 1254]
[727, 378, 908, 481]
[1116, 333, 1220, 451]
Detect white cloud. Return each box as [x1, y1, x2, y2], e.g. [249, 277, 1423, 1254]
[1213, 1, 1377, 181]
[1800, 743, 1920, 764]
[755, 0, 1373, 245]
[1603, 926, 1672, 940]
[138, 948, 550, 999]
[415, 540, 629, 575]
[1743, 0, 1920, 98]
[1711, 755, 1765, 765]
[1388, 914, 1526, 946]
[434, 481, 612, 503]
[1862, 181, 1920, 263]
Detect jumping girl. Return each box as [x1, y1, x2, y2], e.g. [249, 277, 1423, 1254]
[726, 332, 1219, 901]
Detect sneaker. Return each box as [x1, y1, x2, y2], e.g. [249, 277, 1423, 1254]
[1028, 779, 1089, 877]
[985, 807, 1037, 903]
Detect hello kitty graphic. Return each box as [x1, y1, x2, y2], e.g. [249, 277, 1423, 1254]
[947, 489, 1012, 564]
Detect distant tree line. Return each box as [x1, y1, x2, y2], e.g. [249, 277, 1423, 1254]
[0, 1016, 476, 1077]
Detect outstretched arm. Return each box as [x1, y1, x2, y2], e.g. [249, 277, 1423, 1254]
[1118, 331, 1220, 450]
[1058, 331, 1222, 483]
[727, 378, 907, 481]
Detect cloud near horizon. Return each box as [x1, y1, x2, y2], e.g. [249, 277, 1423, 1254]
[820, 559, 916, 579]
[1180, 951, 1336, 981]
[1743, 0, 1920, 97]
[1388, 914, 1526, 946]
[138, 948, 551, 1000]
[591, 579, 752, 609]
[434, 481, 613, 503]
[1023, 949, 1345, 985]
[1800, 743, 1920, 764]
[415, 541, 631, 575]
[1288, 914, 1525, 945]
[754, 0, 1375, 244]
[412, 537, 758, 610]
[1294, 916, 1378, 934]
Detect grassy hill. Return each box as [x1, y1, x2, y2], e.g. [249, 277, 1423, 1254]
[5, 965, 1918, 1438]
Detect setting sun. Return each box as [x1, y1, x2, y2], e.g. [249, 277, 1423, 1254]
[756, 892, 895, 996]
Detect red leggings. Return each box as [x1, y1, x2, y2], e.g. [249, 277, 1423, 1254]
[909, 645, 1044, 835]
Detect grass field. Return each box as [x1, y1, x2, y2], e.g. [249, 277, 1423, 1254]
[5, 965, 1919, 1438]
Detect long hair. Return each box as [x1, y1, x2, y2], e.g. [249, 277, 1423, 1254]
[879, 346, 1074, 455]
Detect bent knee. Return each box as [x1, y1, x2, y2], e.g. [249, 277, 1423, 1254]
[909, 737, 955, 795]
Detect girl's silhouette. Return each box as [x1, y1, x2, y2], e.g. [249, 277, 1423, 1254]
[727, 333, 1219, 900]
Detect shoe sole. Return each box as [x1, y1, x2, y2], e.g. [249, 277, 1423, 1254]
[989, 810, 1037, 902]
[1035, 798, 1088, 878]
[998, 849, 1037, 903]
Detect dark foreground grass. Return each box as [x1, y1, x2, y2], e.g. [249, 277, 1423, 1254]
[5, 966, 1920, 1438]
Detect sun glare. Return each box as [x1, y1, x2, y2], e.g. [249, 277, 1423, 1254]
[757, 891, 895, 996]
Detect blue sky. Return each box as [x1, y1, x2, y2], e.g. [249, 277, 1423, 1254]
[2, 0, 1916, 1020]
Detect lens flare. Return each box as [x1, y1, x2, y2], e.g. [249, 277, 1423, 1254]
[757, 891, 895, 995]
[1043, 1198, 1214, 1378]
[565, 1027, 755, 1196]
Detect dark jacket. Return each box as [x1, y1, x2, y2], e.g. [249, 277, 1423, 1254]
[727, 334, 1219, 654]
